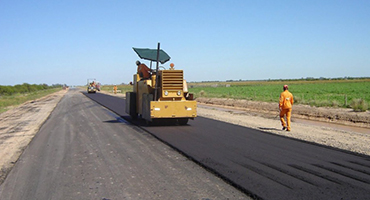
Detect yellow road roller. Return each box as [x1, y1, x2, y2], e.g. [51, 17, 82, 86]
[126, 43, 197, 125]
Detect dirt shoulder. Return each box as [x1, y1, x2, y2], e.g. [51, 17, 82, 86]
[196, 97, 370, 128]
[0, 89, 67, 184]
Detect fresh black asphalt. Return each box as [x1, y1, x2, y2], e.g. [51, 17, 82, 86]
[86, 91, 370, 200]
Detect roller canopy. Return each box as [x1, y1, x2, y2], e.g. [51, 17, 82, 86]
[133, 47, 171, 64]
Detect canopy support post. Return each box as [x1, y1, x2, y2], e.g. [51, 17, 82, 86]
[154, 42, 160, 101]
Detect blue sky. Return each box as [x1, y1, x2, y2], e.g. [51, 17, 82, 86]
[1, 0, 369, 86]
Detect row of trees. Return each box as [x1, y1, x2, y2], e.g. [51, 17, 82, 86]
[0, 83, 64, 96]
[219, 77, 370, 83]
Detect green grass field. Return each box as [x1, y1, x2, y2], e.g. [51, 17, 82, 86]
[188, 79, 370, 110]
[0, 88, 62, 114]
[99, 78, 369, 111]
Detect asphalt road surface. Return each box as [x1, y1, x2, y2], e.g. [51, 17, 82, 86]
[0, 89, 249, 200]
[1, 89, 370, 200]
[84, 91, 370, 199]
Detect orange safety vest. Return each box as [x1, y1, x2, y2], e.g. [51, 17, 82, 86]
[279, 90, 294, 109]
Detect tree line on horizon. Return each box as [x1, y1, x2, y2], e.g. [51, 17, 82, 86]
[191, 76, 370, 83]
[0, 83, 64, 96]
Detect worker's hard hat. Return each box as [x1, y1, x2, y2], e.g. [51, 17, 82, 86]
[283, 85, 288, 89]
[136, 60, 141, 65]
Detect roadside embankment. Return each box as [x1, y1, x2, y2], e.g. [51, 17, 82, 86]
[196, 97, 370, 128]
[0, 89, 67, 184]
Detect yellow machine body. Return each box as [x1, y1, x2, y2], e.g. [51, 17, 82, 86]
[87, 79, 97, 93]
[149, 100, 197, 119]
[87, 86, 96, 93]
[126, 68, 197, 125]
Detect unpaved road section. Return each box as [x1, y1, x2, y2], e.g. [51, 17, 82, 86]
[0, 89, 249, 200]
[197, 97, 370, 128]
[0, 89, 68, 184]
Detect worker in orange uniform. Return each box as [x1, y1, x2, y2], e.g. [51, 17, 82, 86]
[136, 61, 152, 79]
[113, 85, 117, 94]
[279, 85, 294, 131]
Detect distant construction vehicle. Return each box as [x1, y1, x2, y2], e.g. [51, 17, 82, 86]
[87, 79, 99, 93]
[126, 43, 197, 125]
